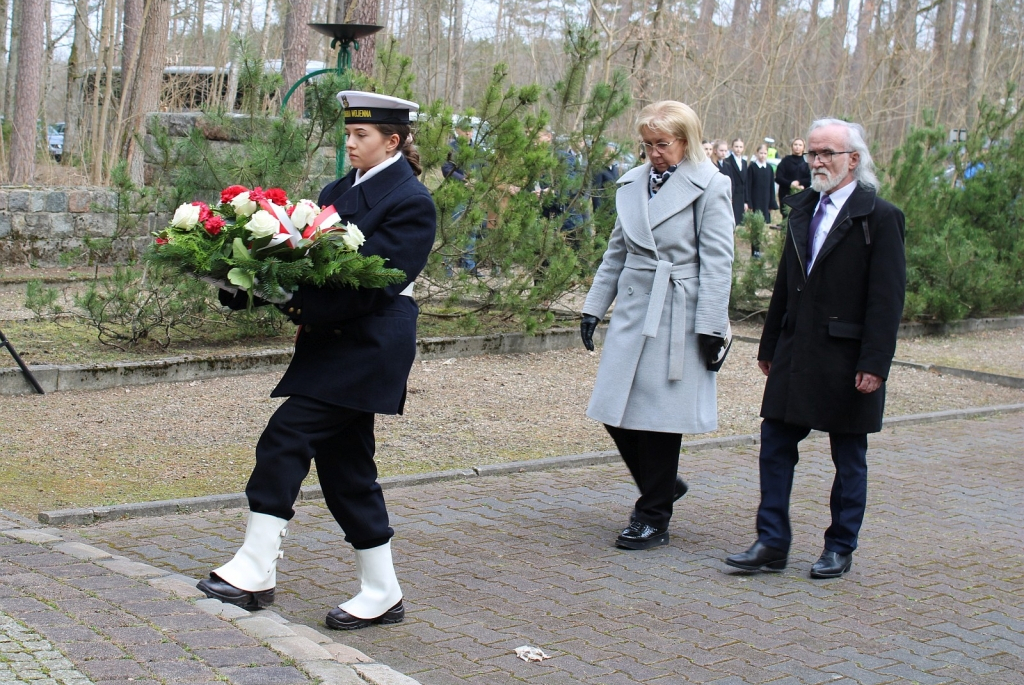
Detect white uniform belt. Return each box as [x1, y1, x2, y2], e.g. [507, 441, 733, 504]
[624, 252, 699, 381]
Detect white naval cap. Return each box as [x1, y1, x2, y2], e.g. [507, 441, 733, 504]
[336, 90, 419, 125]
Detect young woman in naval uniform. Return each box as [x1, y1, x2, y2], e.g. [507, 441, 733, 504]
[197, 91, 437, 630]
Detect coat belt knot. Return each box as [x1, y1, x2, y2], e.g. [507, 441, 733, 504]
[624, 252, 699, 381]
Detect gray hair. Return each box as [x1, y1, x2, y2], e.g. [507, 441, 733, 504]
[808, 118, 879, 190]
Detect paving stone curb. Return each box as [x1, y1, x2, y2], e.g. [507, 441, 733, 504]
[6, 314, 1024, 396]
[38, 402, 1024, 528]
[0, 524, 421, 685]
[0, 326, 608, 396]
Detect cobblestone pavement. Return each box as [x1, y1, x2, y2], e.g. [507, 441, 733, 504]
[69, 413, 1024, 685]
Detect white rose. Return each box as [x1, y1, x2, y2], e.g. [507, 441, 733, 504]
[289, 199, 319, 230]
[170, 203, 201, 229]
[340, 223, 365, 251]
[230, 191, 258, 217]
[247, 210, 280, 239]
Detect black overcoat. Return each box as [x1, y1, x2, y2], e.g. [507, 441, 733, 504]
[721, 155, 747, 225]
[758, 182, 906, 434]
[271, 157, 437, 415]
[774, 154, 811, 205]
[745, 162, 778, 222]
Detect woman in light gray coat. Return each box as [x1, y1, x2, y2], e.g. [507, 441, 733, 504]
[580, 101, 735, 550]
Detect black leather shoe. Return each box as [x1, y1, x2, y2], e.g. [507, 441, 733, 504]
[196, 573, 274, 610]
[810, 550, 853, 579]
[325, 600, 405, 630]
[725, 541, 788, 572]
[615, 520, 669, 550]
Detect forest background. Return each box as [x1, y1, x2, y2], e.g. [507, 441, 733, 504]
[1, 0, 1023, 335]
[0, 0, 1018, 185]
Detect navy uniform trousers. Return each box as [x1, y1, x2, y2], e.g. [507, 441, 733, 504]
[756, 418, 868, 556]
[245, 394, 393, 551]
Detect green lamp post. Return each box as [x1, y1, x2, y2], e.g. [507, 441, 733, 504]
[281, 23, 384, 178]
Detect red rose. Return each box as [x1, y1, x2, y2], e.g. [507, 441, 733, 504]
[155, 237, 168, 245]
[220, 185, 249, 203]
[248, 186, 267, 203]
[264, 187, 288, 206]
[193, 201, 213, 222]
[203, 216, 225, 236]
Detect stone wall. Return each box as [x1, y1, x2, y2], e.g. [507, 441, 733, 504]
[0, 187, 156, 267]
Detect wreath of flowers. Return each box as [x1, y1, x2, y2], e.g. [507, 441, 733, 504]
[147, 185, 405, 306]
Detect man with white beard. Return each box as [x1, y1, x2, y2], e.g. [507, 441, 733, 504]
[725, 119, 906, 580]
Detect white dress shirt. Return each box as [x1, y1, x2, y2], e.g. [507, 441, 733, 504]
[353, 151, 403, 186]
[807, 180, 856, 271]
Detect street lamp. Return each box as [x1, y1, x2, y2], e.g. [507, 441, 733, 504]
[280, 23, 384, 178]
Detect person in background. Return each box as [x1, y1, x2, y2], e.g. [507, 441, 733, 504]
[774, 137, 811, 208]
[579, 100, 734, 551]
[714, 140, 730, 171]
[702, 140, 715, 159]
[721, 138, 748, 225]
[592, 141, 622, 212]
[197, 91, 437, 631]
[746, 143, 779, 256]
[442, 126, 481, 276]
[725, 118, 906, 580]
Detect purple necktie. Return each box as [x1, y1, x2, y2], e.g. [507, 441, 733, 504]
[805, 194, 831, 273]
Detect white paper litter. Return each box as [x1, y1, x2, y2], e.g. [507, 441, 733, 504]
[514, 645, 551, 662]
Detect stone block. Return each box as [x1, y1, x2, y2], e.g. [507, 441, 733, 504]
[353, 663, 424, 685]
[45, 191, 69, 213]
[49, 213, 74, 236]
[300, 661, 364, 684]
[53, 541, 113, 560]
[0, 190, 7, 210]
[322, 642, 373, 663]
[234, 616, 296, 640]
[9, 190, 44, 212]
[265, 636, 333, 661]
[72, 213, 117, 238]
[21, 212, 53, 237]
[67, 190, 92, 213]
[0, 214, 10, 238]
[89, 190, 118, 212]
[1, 529, 62, 544]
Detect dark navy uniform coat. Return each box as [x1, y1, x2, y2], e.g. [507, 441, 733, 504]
[271, 156, 436, 415]
[758, 182, 906, 434]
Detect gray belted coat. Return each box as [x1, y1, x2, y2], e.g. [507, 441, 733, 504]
[583, 158, 735, 433]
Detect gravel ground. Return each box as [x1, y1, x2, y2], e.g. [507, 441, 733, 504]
[4, 337, 1024, 516]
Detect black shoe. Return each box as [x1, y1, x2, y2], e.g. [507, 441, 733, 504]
[725, 541, 788, 572]
[325, 600, 405, 630]
[810, 550, 853, 579]
[196, 573, 274, 610]
[615, 520, 669, 550]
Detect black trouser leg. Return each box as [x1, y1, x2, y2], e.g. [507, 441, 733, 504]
[605, 425, 682, 529]
[246, 395, 393, 548]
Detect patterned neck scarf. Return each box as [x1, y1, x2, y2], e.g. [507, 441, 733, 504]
[649, 164, 678, 197]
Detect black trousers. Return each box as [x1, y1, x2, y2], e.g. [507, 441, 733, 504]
[605, 425, 683, 529]
[245, 395, 393, 550]
[756, 418, 868, 556]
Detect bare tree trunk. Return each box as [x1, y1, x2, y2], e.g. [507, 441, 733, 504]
[8, 0, 43, 183]
[958, 0, 975, 47]
[120, 0, 170, 185]
[823, 0, 850, 110]
[225, 0, 253, 111]
[62, 0, 90, 162]
[451, 0, 464, 107]
[120, 0, 143, 111]
[731, 0, 750, 34]
[281, 0, 312, 114]
[965, 0, 992, 126]
[849, 0, 875, 90]
[90, 0, 117, 182]
[0, 0, 10, 113]
[4, 0, 21, 121]
[346, 0, 379, 76]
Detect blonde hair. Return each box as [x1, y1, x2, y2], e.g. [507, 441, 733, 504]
[636, 101, 706, 164]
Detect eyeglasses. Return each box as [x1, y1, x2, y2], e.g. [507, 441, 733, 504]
[804, 150, 854, 163]
[640, 139, 678, 153]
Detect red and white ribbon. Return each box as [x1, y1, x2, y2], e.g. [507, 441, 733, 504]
[261, 199, 303, 249]
[303, 205, 342, 239]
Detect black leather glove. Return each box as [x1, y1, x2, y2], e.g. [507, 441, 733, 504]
[218, 287, 250, 311]
[580, 314, 600, 351]
[698, 334, 728, 370]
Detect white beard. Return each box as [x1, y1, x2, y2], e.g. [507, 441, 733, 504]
[810, 161, 850, 193]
